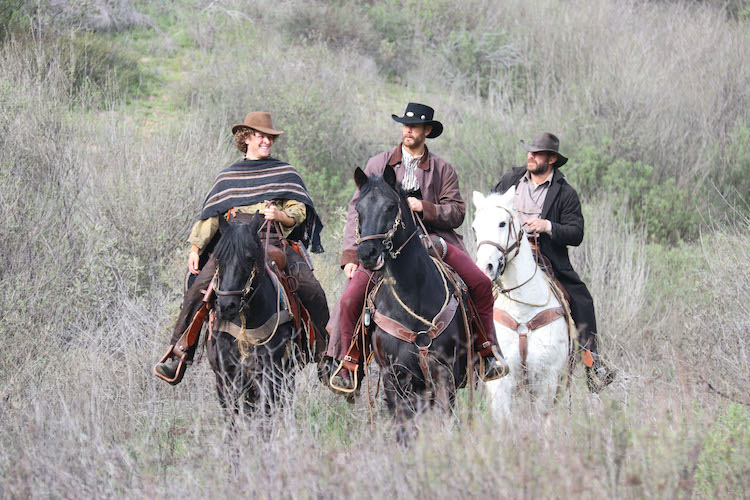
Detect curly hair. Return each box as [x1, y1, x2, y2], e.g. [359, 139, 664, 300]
[234, 127, 255, 154]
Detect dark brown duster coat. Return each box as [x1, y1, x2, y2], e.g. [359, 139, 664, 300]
[340, 144, 467, 268]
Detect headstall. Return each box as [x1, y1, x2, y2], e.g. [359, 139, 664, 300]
[355, 207, 413, 259]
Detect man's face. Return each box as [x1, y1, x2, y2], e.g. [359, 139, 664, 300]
[402, 124, 431, 150]
[526, 151, 556, 176]
[245, 130, 275, 159]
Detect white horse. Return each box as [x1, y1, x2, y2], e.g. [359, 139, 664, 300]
[472, 188, 573, 421]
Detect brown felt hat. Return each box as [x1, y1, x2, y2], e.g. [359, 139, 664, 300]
[231, 112, 284, 136]
[520, 132, 568, 167]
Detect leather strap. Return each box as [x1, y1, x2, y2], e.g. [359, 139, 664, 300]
[173, 302, 211, 358]
[214, 310, 293, 344]
[371, 295, 459, 344]
[493, 306, 565, 380]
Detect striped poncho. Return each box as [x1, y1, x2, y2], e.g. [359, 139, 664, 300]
[199, 158, 324, 253]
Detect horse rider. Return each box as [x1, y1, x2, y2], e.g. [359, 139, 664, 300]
[325, 102, 509, 390]
[493, 132, 615, 392]
[154, 112, 329, 384]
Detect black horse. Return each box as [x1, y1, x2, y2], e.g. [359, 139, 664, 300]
[207, 213, 296, 419]
[354, 165, 469, 430]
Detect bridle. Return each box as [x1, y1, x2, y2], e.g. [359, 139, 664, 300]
[476, 206, 537, 294]
[355, 206, 417, 259]
[214, 265, 259, 313]
[476, 206, 524, 265]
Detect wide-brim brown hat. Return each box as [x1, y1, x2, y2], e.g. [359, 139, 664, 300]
[520, 131, 568, 167]
[231, 112, 284, 136]
[391, 102, 443, 138]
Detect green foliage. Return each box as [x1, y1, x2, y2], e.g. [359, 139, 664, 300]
[569, 142, 700, 242]
[695, 404, 750, 496]
[0, 0, 28, 40]
[714, 124, 750, 215]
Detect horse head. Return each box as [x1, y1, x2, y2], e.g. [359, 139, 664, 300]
[213, 212, 265, 320]
[354, 165, 412, 271]
[472, 187, 523, 281]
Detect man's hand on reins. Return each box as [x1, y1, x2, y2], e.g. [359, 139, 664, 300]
[264, 200, 294, 227]
[407, 197, 423, 213]
[523, 218, 552, 235]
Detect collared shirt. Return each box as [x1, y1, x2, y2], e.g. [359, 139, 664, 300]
[399, 146, 423, 193]
[514, 169, 554, 235]
[188, 199, 306, 252]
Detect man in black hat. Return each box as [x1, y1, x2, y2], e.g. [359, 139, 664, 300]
[493, 132, 614, 392]
[325, 103, 508, 390]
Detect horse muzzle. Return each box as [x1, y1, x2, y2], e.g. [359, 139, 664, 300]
[480, 256, 504, 281]
[357, 243, 385, 271]
[215, 296, 241, 321]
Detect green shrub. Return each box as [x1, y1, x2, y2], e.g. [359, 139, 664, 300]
[695, 404, 750, 497]
[0, 0, 28, 40]
[569, 142, 701, 242]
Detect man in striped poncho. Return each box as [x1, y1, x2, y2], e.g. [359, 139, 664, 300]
[154, 112, 328, 384]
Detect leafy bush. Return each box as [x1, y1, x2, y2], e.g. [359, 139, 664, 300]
[569, 142, 701, 242]
[695, 404, 750, 496]
[0, 0, 28, 40]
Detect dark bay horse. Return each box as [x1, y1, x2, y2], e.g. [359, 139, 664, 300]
[354, 165, 469, 429]
[207, 213, 296, 420]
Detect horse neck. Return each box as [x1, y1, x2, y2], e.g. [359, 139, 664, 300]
[241, 269, 278, 327]
[382, 222, 445, 312]
[497, 238, 550, 304]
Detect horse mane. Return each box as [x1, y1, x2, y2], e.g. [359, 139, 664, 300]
[358, 172, 406, 203]
[213, 218, 264, 268]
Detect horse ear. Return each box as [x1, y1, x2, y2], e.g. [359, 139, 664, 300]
[499, 186, 516, 207]
[354, 167, 368, 189]
[472, 191, 486, 209]
[251, 210, 264, 230]
[383, 164, 396, 188]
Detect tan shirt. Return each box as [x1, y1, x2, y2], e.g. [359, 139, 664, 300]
[188, 199, 306, 252]
[514, 170, 554, 236]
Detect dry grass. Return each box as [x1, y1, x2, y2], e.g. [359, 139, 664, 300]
[1, 0, 749, 497]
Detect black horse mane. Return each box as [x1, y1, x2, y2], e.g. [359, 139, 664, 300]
[358, 173, 412, 222]
[213, 218, 265, 269]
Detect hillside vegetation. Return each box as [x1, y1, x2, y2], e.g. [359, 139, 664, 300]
[1, 0, 748, 497]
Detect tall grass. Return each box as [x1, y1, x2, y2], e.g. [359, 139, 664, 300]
[1, 0, 748, 497]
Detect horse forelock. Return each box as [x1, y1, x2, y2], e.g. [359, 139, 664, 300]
[213, 221, 263, 269]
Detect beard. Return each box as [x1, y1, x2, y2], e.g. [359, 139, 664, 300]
[527, 157, 551, 175]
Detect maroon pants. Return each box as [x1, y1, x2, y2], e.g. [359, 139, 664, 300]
[338, 241, 497, 360]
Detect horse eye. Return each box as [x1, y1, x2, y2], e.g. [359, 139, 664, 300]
[499, 222, 506, 228]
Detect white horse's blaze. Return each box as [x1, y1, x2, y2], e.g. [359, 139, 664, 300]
[472, 189, 571, 422]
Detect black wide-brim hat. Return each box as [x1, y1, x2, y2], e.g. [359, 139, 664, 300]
[391, 102, 443, 138]
[520, 131, 568, 167]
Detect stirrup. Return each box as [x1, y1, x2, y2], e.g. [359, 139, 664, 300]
[153, 345, 188, 385]
[328, 359, 358, 394]
[479, 347, 509, 382]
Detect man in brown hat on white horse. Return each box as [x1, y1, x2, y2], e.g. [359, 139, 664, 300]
[493, 132, 615, 392]
[154, 112, 329, 384]
[325, 103, 509, 390]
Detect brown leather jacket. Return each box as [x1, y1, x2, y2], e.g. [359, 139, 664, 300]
[340, 144, 467, 267]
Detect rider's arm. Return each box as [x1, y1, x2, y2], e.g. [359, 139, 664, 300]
[187, 216, 220, 253]
[420, 161, 465, 230]
[549, 186, 584, 247]
[277, 199, 306, 229]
